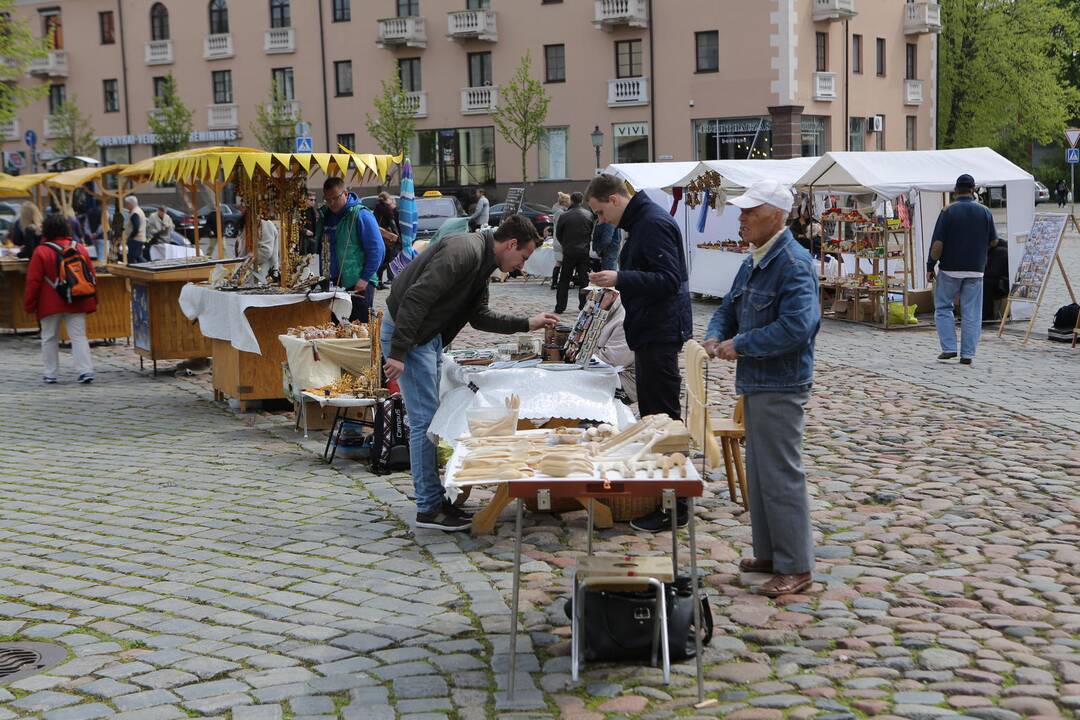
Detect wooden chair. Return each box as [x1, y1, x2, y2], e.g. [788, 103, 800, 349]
[683, 340, 748, 510]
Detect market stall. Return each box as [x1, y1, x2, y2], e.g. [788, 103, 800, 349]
[795, 148, 1036, 324]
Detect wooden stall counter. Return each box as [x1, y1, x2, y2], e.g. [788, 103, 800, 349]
[108, 258, 236, 374]
[0, 257, 37, 333]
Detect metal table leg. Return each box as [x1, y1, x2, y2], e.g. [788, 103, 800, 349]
[507, 498, 524, 700]
[664, 488, 678, 579]
[324, 407, 345, 463]
[689, 496, 704, 702]
[586, 498, 594, 557]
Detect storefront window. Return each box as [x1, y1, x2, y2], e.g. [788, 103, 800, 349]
[539, 127, 568, 180]
[801, 115, 827, 157]
[613, 122, 649, 163]
[693, 117, 772, 160]
[409, 127, 494, 188]
[848, 117, 865, 151]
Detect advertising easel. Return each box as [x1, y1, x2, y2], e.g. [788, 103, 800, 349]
[997, 213, 1076, 345]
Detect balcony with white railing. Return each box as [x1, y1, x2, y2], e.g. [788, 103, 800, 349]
[377, 16, 427, 48]
[0, 57, 20, 83]
[203, 33, 234, 60]
[207, 103, 238, 129]
[905, 79, 924, 105]
[607, 76, 649, 107]
[264, 27, 295, 53]
[448, 9, 497, 42]
[44, 115, 63, 139]
[813, 71, 837, 101]
[460, 86, 497, 115]
[404, 91, 428, 118]
[1, 118, 18, 142]
[145, 39, 173, 65]
[593, 0, 649, 30]
[812, 0, 856, 21]
[28, 50, 68, 77]
[905, 2, 942, 34]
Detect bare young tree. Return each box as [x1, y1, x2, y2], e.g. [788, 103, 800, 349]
[491, 51, 550, 183]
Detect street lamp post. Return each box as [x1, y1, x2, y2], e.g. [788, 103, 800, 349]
[590, 125, 604, 173]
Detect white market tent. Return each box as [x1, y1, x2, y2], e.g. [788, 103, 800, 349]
[606, 159, 819, 296]
[795, 148, 1035, 289]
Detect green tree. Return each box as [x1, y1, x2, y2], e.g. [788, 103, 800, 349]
[365, 73, 415, 158]
[938, 0, 1080, 156]
[0, 0, 49, 124]
[251, 80, 302, 153]
[491, 51, 550, 183]
[50, 98, 96, 157]
[146, 74, 193, 154]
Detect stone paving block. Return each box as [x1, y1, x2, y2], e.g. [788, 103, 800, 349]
[173, 656, 240, 680]
[394, 675, 450, 699]
[77, 678, 139, 699]
[131, 669, 199, 689]
[42, 702, 115, 720]
[242, 667, 316, 689]
[397, 698, 455, 714]
[112, 689, 181, 713]
[95, 662, 155, 679]
[174, 679, 251, 701]
[181, 693, 254, 715]
[340, 705, 395, 720]
[288, 696, 334, 715]
[10, 691, 82, 712]
[112, 705, 187, 720]
[232, 705, 283, 720]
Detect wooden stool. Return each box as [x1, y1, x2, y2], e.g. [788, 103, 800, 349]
[571, 556, 673, 684]
[713, 397, 748, 510]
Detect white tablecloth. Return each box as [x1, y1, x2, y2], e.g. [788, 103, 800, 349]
[523, 245, 556, 278]
[179, 284, 352, 355]
[149, 243, 196, 261]
[429, 356, 637, 445]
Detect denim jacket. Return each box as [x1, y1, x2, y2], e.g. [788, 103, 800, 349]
[705, 229, 820, 394]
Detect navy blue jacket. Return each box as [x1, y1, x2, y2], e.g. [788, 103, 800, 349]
[928, 196, 997, 274]
[615, 192, 693, 350]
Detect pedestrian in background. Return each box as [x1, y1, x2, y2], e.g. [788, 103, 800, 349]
[592, 221, 620, 271]
[15, 202, 42, 260]
[703, 179, 820, 598]
[123, 195, 148, 264]
[468, 188, 489, 232]
[553, 192, 594, 315]
[927, 174, 997, 365]
[24, 214, 97, 384]
[549, 191, 571, 289]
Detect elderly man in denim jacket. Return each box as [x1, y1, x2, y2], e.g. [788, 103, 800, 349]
[704, 180, 820, 598]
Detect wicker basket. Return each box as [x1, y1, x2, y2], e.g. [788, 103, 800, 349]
[596, 495, 660, 522]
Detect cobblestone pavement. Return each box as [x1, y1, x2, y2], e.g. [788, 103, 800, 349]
[0, 233, 1077, 720]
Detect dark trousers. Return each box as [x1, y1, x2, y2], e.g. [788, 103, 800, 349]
[634, 341, 687, 513]
[555, 253, 590, 313]
[127, 239, 149, 264]
[348, 284, 377, 322]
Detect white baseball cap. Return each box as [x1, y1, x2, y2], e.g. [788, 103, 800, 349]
[727, 179, 795, 213]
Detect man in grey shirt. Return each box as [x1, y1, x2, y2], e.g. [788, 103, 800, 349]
[468, 188, 489, 232]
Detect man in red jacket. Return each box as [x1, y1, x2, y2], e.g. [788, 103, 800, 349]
[24, 214, 97, 383]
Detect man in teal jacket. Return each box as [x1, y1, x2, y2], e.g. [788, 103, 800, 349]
[316, 176, 385, 321]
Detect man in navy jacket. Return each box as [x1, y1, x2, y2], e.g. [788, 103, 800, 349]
[586, 173, 693, 532]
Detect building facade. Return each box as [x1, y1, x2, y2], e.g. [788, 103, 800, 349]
[1, 0, 940, 196]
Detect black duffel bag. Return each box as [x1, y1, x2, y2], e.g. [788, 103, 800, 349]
[565, 575, 713, 661]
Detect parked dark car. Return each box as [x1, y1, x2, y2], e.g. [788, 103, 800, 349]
[487, 202, 554, 237]
[359, 194, 468, 240]
[140, 204, 207, 242]
[198, 203, 244, 239]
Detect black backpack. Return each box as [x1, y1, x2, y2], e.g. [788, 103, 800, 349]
[1053, 303, 1080, 330]
[370, 393, 410, 474]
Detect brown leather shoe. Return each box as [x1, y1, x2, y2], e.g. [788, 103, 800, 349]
[757, 572, 813, 598]
[738, 557, 774, 574]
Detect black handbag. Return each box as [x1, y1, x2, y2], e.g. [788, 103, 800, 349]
[565, 576, 714, 662]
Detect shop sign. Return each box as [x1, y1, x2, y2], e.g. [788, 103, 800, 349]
[613, 122, 649, 138]
[96, 129, 239, 147]
[695, 118, 772, 136]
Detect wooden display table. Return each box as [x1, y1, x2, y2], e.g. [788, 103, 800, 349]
[109, 260, 234, 374]
[2, 258, 131, 341]
[0, 258, 37, 333]
[210, 300, 337, 410]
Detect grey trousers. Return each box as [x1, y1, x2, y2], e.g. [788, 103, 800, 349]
[743, 390, 815, 574]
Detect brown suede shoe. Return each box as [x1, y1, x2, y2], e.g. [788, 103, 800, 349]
[757, 572, 813, 598]
[738, 557, 774, 574]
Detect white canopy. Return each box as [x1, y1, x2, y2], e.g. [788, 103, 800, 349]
[605, 162, 699, 192]
[795, 147, 1033, 197]
[668, 157, 820, 191]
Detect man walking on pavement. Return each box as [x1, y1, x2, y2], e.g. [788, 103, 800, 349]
[468, 188, 489, 232]
[928, 174, 998, 365]
[553, 192, 594, 314]
[585, 173, 693, 532]
[703, 179, 820, 598]
[382, 215, 559, 531]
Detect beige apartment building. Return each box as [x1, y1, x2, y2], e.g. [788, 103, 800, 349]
[1, 0, 941, 197]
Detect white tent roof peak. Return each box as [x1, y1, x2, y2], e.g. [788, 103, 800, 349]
[795, 147, 1033, 198]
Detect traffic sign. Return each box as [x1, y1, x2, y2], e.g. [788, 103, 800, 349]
[24, 129, 36, 148]
[295, 135, 313, 153]
[295, 121, 312, 138]
[1066, 128, 1080, 148]
[7, 151, 23, 170]
[1067, 148, 1079, 165]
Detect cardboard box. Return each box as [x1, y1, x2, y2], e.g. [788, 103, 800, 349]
[906, 288, 933, 315]
[297, 400, 373, 432]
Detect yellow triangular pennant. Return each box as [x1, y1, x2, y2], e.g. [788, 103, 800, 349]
[256, 153, 273, 176]
[311, 153, 334, 175]
[273, 153, 293, 173]
[206, 155, 221, 181]
[332, 153, 352, 178]
[221, 153, 241, 181]
[240, 153, 261, 179]
[375, 155, 390, 182]
[293, 154, 311, 172]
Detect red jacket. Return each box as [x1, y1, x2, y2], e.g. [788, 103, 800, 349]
[23, 237, 98, 318]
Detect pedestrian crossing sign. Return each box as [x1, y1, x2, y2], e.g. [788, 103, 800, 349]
[1067, 148, 1079, 165]
[295, 136, 313, 153]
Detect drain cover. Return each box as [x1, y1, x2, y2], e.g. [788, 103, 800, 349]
[0, 643, 67, 685]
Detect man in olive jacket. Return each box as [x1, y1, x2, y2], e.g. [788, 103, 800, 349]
[383, 214, 560, 531]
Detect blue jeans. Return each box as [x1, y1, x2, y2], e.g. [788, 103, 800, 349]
[934, 273, 983, 358]
[381, 315, 444, 514]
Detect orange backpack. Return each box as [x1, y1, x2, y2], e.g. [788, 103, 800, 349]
[44, 241, 97, 303]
